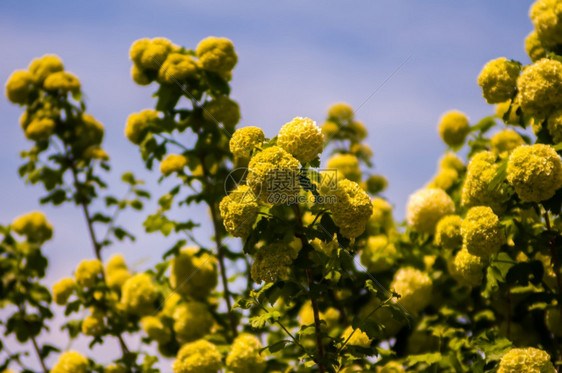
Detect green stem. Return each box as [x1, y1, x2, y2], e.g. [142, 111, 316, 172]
[18, 304, 48, 373]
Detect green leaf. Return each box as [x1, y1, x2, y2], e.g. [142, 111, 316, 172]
[232, 297, 255, 310]
[487, 157, 508, 193]
[154, 84, 182, 112]
[261, 340, 291, 354]
[407, 352, 442, 367]
[471, 116, 496, 133]
[203, 71, 231, 97]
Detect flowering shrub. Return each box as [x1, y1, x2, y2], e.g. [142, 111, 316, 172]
[4, 1, 562, 372]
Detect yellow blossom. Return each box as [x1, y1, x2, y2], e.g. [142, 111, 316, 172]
[328, 102, 354, 122]
[498, 347, 555, 373]
[331, 179, 373, 239]
[251, 243, 297, 283]
[75, 259, 103, 288]
[43, 71, 81, 94]
[121, 273, 158, 316]
[391, 267, 433, 314]
[28, 54, 64, 83]
[125, 109, 160, 145]
[277, 117, 324, 164]
[366, 175, 388, 194]
[477, 58, 521, 104]
[172, 339, 222, 373]
[435, 215, 463, 250]
[490, 129, 525, 155]
[530, 0, 562, 48]
[12, 210, 53, 243]
[203, 96, 240, 130]
[229, 126, 265, 160]
[360, 234, 396, 273]
[406, 188, 454, 234]
[326, 153, 361, 182]
[525, 30, 547, 62]
[462, 206, 505, 258]
[439, 152, 464, 172]
[196, 36, 238, 75]
[452, 248, 485, 287]
[173, 301, 214, 342]
[226, 334, 267, 373]
[158, 53, 199, 84]
[52, 351, 89, 373]
[367, 197, 394, 235]
[517, 58, 562, 116]
[341, 326, 371, 348]
[141, 315, 171, 344]
[52, 278, 75, 305]
[219, 185, 259, 238]
[82, 308, 105, 337]
[5, 70, 35, 105]
[160, 154, 187, 176]
[130, 37, 176, 71]
[438, 110, 470, 147]
[170, 247, 218, 299]
[461, 151, 506, 213]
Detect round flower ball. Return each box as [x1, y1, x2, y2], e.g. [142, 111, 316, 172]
[331, 179, 373, 239]
[160, 154, 187, 176]
[391, 267, 433, 314]
[251, 243, 294, 283]
[170, 247, 218, 299]
[247, 146, 300, 205]
[517, 58, 562, 116]
[438, 110, 470, 147]
[52, 351, 89, 373]
[461, 151, 505, 214]
[497, 347, 555, 373]
[196, 36, 238, 76]
[23, 117, 55, 142]
[43, 71, 81, 94]
[406, 188, 455, 234]
[12, 210, 53, 243]
[172, 301, 214, 342]
[172, 339, 222, 373]
[525, 30, 547, 63]
[226, 334, 267, 373]
[5, 70, 35, 105]
[219, 185, 259, 238]
[74, 259, 103, 288]
[130, 38, 176, 71]
[367, 197, 394, 235]
[328, 102, 354, 122]
[547, 109, 562, 143]
[203, 96, 240, 131]
[439, 152, 465, 173]
[452, 248, 485, 287]
[229, 126, 264, 160]
[82, 309, 105, 337]
[125, 109, 160, 145]
[52, 278, 75, 305]
[326, 153, 361, 182]
[427, 168, 459, 191]
[28, 54, 64, 83]
[366, 174, 388, 194]
[477, 58, 521, 104]
[435, 215, 463, 250]
[507, 144, 562, 202]
[462, 206, 505, 258]
[360, 234, 397, 273]
[157, 53, 199, 85]
[490, 129, 525, 155]
[277, 117, 324, 164]
[120, 273, 158, 316]
[530, 0, 562, 48]
[141, 316, 171, 344]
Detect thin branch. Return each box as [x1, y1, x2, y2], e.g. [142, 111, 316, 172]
[18, 304, 48, 373]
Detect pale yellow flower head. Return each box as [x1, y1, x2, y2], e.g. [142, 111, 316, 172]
[251, 242, 297, 283]
[360, 234, 397, 273]
[196, 36, 238, 76]
[349, 120, 368, 140]
[82, 146, 109, 161]
[229, 126, 264, 160]
[52, 351, 89, 373]
[328, 102, 354, 122]
[130, 37, 176, 70]
[172, 339, 222, 373]
[75, 259, 103, 288]
[278, 117, 324, 164]
[74, 113, 104, 149]
[439, 152, 464, 173]
[43, 71, 81, 94]
[203, 96, 240, 130]
[517, 58, 562, 116]
[28, 54, 64, 83]
[52, 278, 75, 305]
[490, 129, 525, 155]
[321, 120, 340, 138]
[173, 301, 214, 342]
[525, 30, 547, 62]
[391, 267, 433, 314]
[157, 53, 199, 84]
[497, 347, 555, 373]
[406, 188, 455, 234]
[105, 254, 131, 290]
[438, 110, 470, 147]
[331, 179, 373, 239]
[160, 154, 188, 176]
[82, 308, 105, 336]
[530, 0, 562, 48]
[25, 117, 56, 142]
[120, 273, 158, 316]
[461, 151, 505, 213]
[477, 58, 520, 104]
[125, 109, 160, 145]
[366, 174, 388, 194]
[5, 70, 35, 105]
[170, 247, 218, 299]
[462, 206, 505, 258]
[326, 153, 361, 182]
[341, 326, 371, 348]
[435, 215, 463, 250]
[507, 144, 562, 202]
[226, 334, 267, 373]
[141, 315, 171, 344]
[12, 210, 53, 243]
[547, 109, 562, 143]
[219, 185, 259, 238]
[452, 248, 485, 287]
[427, 168, 459, 191]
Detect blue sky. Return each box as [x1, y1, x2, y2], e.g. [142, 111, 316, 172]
[1, 0, 534, 369]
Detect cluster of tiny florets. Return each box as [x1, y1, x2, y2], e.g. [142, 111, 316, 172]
[170, 247, 218, 299]
[330, 179, 373, 239]
[440, 152, 465, 173]
[360, 234, 396, 273]
[52, 277, 75, 305]
[277, 117, 324, 164]
[120, 273, 158, 316]
[530, 0, 562, 48]
[12, 211, 53, 243]
[366, 174, 388, 194]
[497, 347, 555, 373]
[391, 267, 433, 314]
[203, 95, 241, 131]
[516, 58, 562, 116]
[462, 206, 505, 258]
[160, 154, 188, 176]
[406, 188, 455, 234]
[82, 308, 105, 336]
[506, 144, 562, 202]
[172, 339, 222, 373]
[547, 109, 562, 143]
[172, 301, 214, 342]
[219, 185, 259, 238]
[490, 129, 525, 155]
[229, 126, 265, 160]
[51, 351, 89, 373]
[452, 248, 485, 287]
[196, 36, 238, 76]
[226, 334, 267, 373]
[75, 259, 103, 288]
[326, 153, 361, 182]
[477, 58, 521, 104]
[461, 151, 505, 213]
[105, 254, 131, 290]
[251, 242, 299, 283]
[435, 215, 463, 250]
[525, 31, 547, 62]
[141, 315, 171, 344]
[438, 110, 470, 147]
[125, 109, 160, 145]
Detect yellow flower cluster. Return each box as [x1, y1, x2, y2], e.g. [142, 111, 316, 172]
[82, 146, 109, 161]
[547, 109, 562, 143]
[247, 146, 300, 205]
[160, 154, 187, 176]
[120, 273, 158, 316]
[229, 126, 265, 160]
[427, 167, 459, 191]
[435, 215, 463, 250]
[495, 100, 521, 125]
[277, 117, 324, 164]
[125, 109, 160, 145]
[298, 302, 339, 329]
[170, 247, 218, 299]
[82, 308, 105, 336]
[74, 113, 104, 150]
[462, 206, 505, 258]
[530, 0, 562, 48]
[196, 36, 238, 76]
[29, 55, 64, 83]
[141, 315, 171, 344]
[330, 179, 373, 239]
[366, 174, 388, 194]
[477, 58, 520, 104]
[75, 259, 103, 288]
[452, 249, 485, 287]
[506, 144, 562, 202]
[5, 70, 35, 105]
[226, 334, 267, 373]
[326, 153, 361, 182]
[172, 339, 222, 373]
[461, 151, 505, 213]
[525, 31, 546, 62]
[172, 301, 214, 342]
[341, 326, 371, 348]
[498, 347, 555, 373]
[158, 53, 199, 84]
[360, 235, 397, 273]
[490, 129, 524, 155]
[52, 277, 75, 305]
[440, 152, 464, 172]
[406, 188, 455, 234]
[517, 58, 562, 116]
[203, 95, 241, 131]
[43, 71, 81, 94]
[391, 267, 433, 314]
[328, 102, 354, 122]
[438, 110, 470, 147]
[251, 240, 302, 284]
[12, 211, 53, 243]
[52, 351, 89, 373]
[21, 105, 58, 141]
[219, 185, 259, 238]
[129, 38, 176, 84]
[367, 197, 394, 235]
[105, 254, 131, 290]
